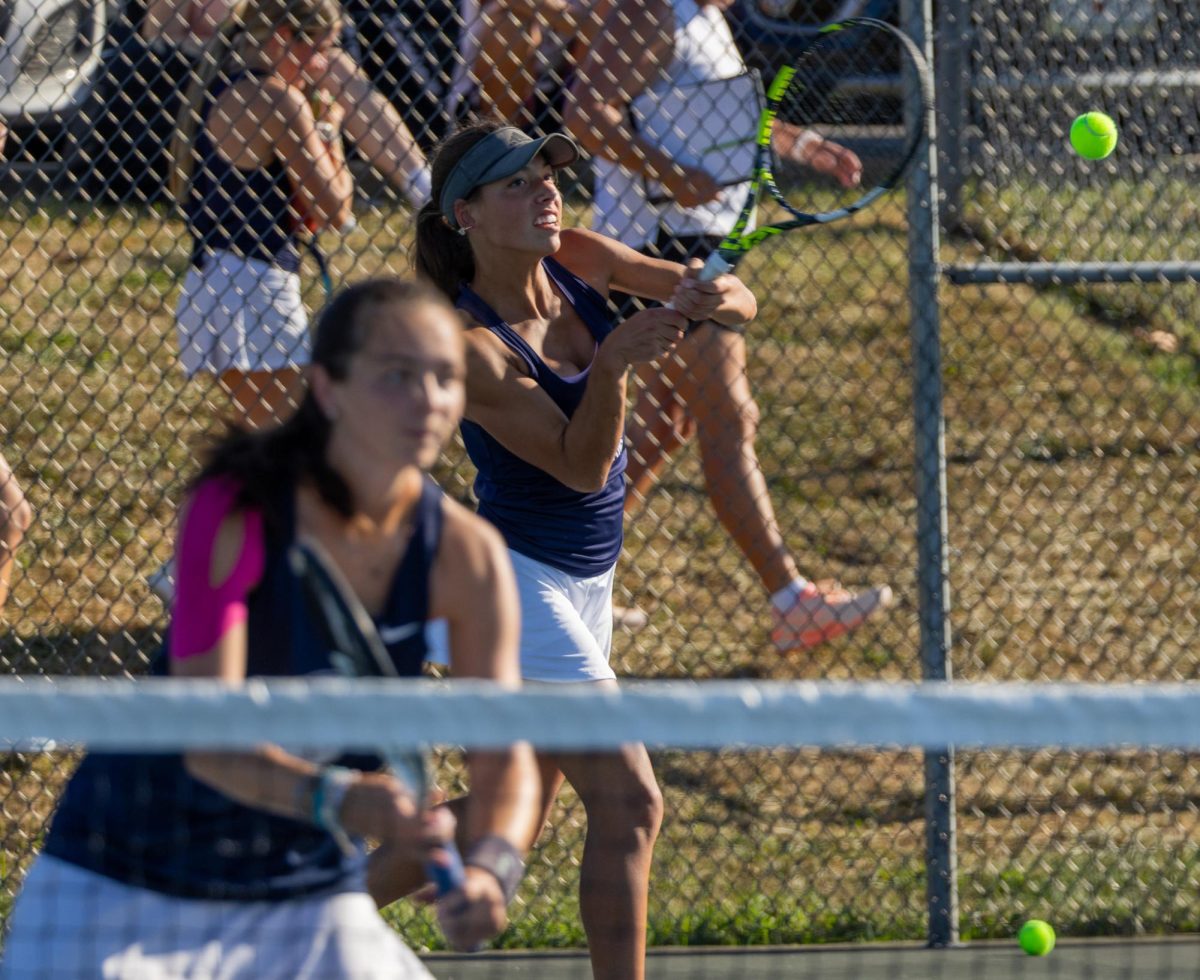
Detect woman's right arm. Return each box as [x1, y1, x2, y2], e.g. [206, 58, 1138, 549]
[563, 0, 721, 207]
[464, 309, 686, 493]
[261, 81, 355, 231]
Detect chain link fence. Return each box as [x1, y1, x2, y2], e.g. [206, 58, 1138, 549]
[1, 0, 1198, 951]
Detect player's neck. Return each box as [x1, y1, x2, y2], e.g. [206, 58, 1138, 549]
[470, 247, 556, 322]
[313, 447, 423, 532]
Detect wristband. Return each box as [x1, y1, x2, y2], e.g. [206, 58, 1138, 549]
[311, 765, 358, 856]
[465, 835, 525, 904]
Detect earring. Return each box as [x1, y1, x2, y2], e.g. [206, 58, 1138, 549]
[456, 226, 469, 236]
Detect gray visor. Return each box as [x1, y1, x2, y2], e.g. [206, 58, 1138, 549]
[439, 127, 579, 228]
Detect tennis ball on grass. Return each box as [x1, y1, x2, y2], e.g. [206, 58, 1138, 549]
[1070, 112, 1118, 160]
[1018, 919, 1056, 956]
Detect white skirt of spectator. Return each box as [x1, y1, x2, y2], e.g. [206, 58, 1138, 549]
[175, 249, 310, 377]
[0, 854, 433, 980]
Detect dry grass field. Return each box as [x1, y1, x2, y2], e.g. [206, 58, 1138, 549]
[2, 178, 1198, 947]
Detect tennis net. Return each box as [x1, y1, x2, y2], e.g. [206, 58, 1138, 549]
[2, 678, 1200, 979]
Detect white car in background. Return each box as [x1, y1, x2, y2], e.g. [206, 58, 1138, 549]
[0, 0, 109, 119]
[0, 0, 117, 192]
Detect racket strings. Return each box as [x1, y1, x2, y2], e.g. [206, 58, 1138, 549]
[768, 22, 928, 220]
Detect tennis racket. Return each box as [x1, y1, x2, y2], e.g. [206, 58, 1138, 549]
[288, 538, 465, 895]
[299, 230, 334, 300]
[687, 17, 933, 283]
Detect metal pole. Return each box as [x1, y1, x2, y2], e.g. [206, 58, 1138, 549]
[944, 261, 1200, 285]
[901, 0, 959, 949]
[936, 0, 969, 230]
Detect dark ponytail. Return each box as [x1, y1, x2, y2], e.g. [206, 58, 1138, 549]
[194, 278, 455, 522]
[412, 120, 506, 300]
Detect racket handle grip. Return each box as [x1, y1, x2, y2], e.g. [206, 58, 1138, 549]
[695, 252, 734, 282]
[427, 843, 467, 895]
[664, 253, 734, 312]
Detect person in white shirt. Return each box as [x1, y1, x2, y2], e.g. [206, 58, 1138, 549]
[566, 0, 893, 652]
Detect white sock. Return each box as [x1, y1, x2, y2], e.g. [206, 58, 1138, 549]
[770, 578, 811, 613]
[405, 165, 433, 208]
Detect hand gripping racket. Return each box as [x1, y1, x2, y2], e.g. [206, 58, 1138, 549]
[289, 538, 466, 895]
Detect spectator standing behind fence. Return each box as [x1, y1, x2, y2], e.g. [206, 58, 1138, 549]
[465, 0, 610, 132]
[414, 122, 752, 979]
[170, 0, 353, 430]
[0, 452, 31, 617]
[93, 0, 434, 206]
[0, 122, 34, 617]
[0, 279, 540, 978]
[169, 0, 438, 428]
[565, 0, 893, 652]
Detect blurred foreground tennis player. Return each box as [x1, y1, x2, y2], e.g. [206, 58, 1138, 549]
[0, 279, 539, 979]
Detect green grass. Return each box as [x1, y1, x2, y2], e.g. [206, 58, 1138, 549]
[1, 178, 1199, 952]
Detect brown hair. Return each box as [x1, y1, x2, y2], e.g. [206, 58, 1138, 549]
[170, 0, 341, 202]
[411, 120, 509, 299]
[197, 278, 456, 520]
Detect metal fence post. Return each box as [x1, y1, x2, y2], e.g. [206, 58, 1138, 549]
[901, 0, 959, 949]
[936, 0, 969, 230]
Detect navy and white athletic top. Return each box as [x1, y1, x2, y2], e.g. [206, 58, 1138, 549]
[42, 478, 444, 902]
[457, 257, 626, 578]
[186, 69, 301, 273]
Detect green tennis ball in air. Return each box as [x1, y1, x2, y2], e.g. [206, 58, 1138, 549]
[1018, 919, 1056, 956]
[1070, 112, 1118, 160]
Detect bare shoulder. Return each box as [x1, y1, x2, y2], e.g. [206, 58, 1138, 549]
[554, 228, 623, 290]
[215, 74, 304, 134]
[435, 496, 510, 587]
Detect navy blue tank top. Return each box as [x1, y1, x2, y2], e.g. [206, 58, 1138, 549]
[457, 257, 626, 578]
[42, 478, 444, 901]
[186, 69, 301, 273]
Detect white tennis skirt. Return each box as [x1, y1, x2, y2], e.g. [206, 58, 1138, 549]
[0, 855, 433, 980]
[508, 549, 617, 683]
[175, 249, 310, 377]
[423, 549, 616, 683]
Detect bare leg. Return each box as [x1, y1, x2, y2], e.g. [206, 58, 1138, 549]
[625, 324, 894, 648]
[219, 368, 304, 430]
[626, 324, 799, 593]
[624, 358, 694, 506]
[546, 744, 661, 980]
[0, 453, 33, 614]
[475, 0, 544, 125]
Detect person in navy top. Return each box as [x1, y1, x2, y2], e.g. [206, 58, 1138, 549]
[413, 122, 756, 980]
[169, 0, 433, 434]
[171, 0, 352, 431]
[0, 121, 33, 621]
[0, 279, 540, 980]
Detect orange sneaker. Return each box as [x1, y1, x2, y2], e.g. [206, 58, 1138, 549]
[771, 582, 893, 652]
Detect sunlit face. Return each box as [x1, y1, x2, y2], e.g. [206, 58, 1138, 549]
[276, 25, 340, 86]
[460, 157, 562, 256]
[323, 301, 466, 472]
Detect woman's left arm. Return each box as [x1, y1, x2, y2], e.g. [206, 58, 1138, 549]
[427, 500, 540, 948]
[316, 49, 432, 206]
[559, 227, 757, 328]
[432, 501, 540, 849]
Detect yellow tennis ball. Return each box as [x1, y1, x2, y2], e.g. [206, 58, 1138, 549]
[1070, 112, 1118, 160]
[1018, 919, 1056, 956]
